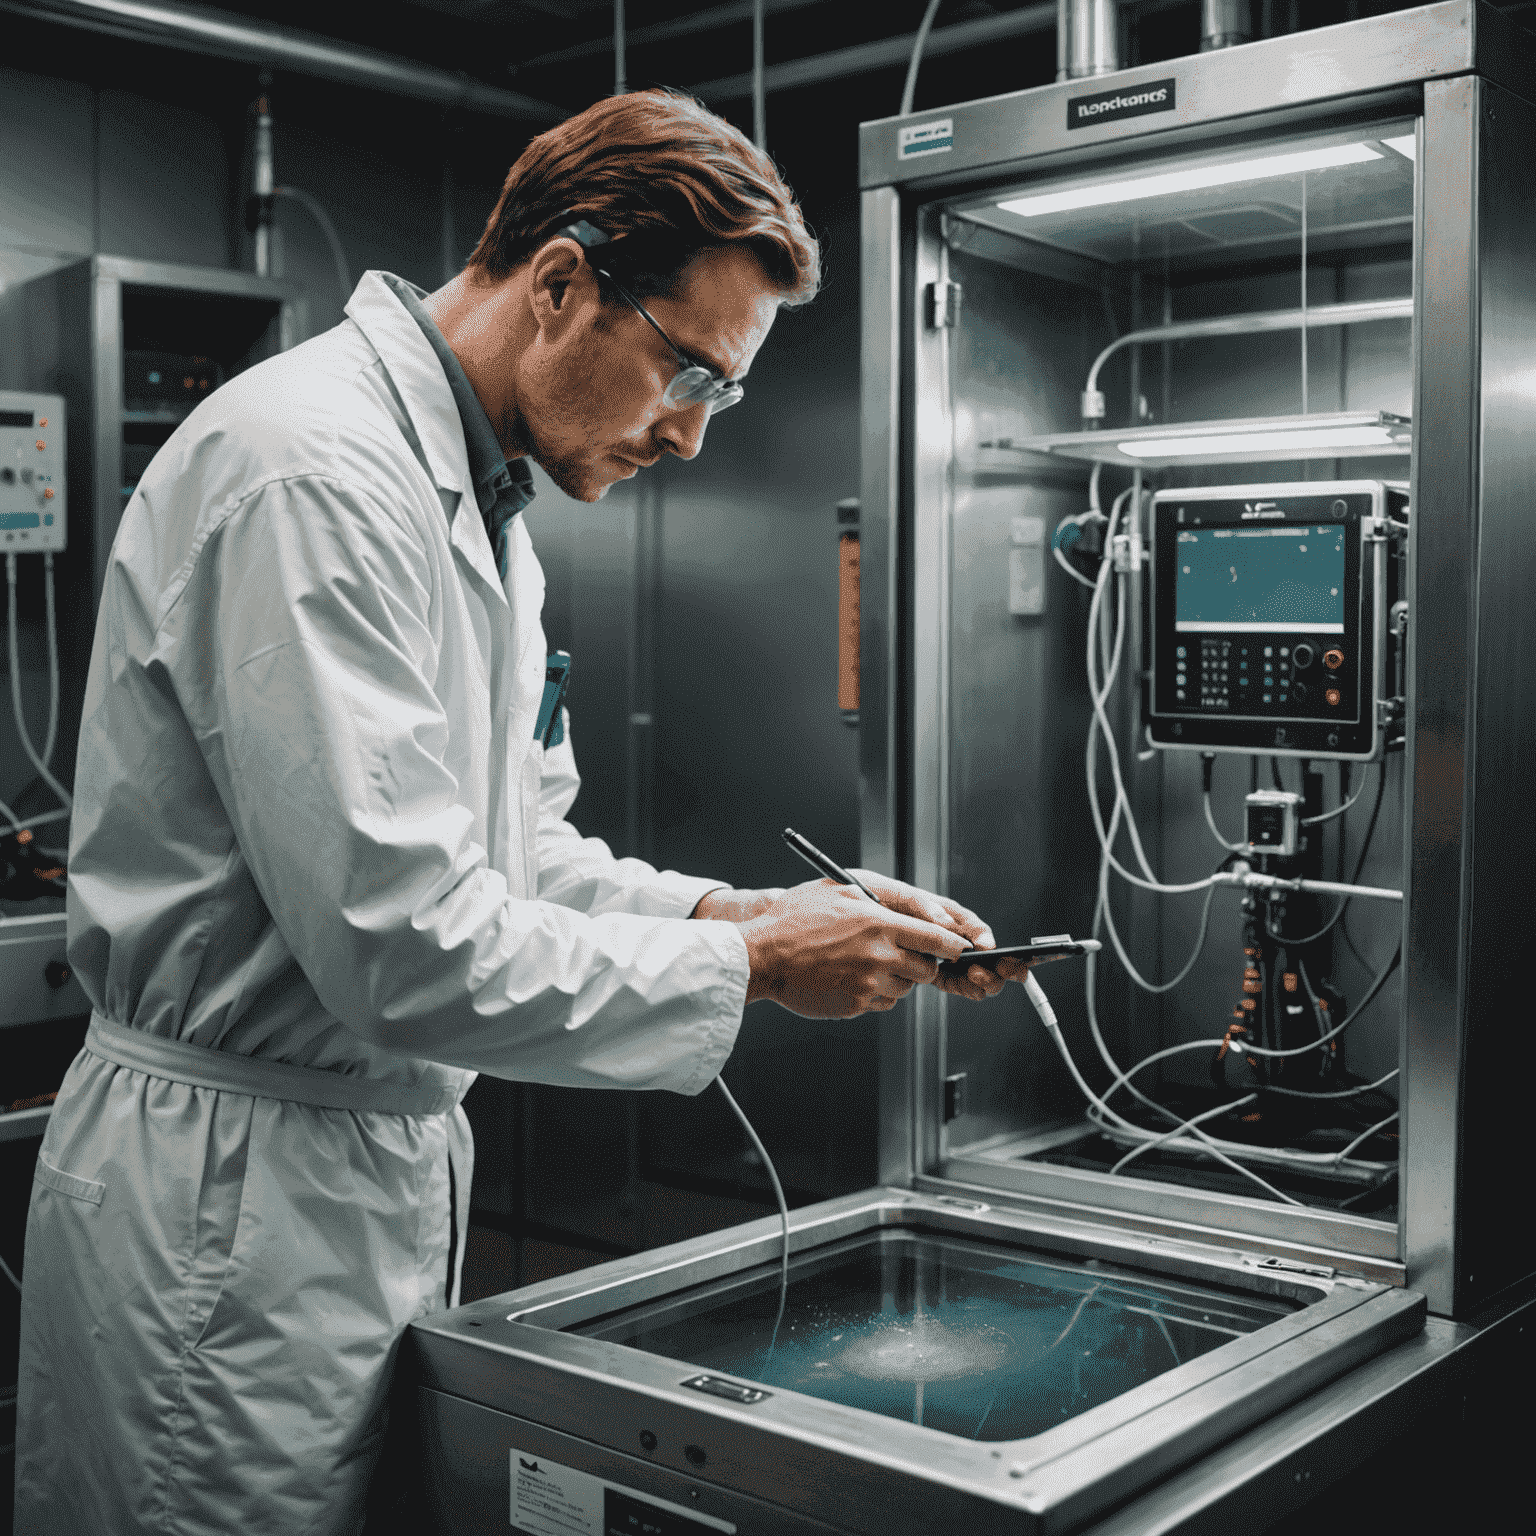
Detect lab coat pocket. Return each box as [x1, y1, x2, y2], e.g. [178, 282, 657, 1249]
[33, 1152, 105, 1206]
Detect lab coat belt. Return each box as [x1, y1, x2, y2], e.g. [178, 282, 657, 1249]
[84, 1014, 467, 1115]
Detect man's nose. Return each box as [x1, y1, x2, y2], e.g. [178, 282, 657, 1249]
[654, 401, 710, 461]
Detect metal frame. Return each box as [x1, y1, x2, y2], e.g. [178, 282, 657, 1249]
[858, 1, 1536, 1316]
[411, 1187, 1424, 1536]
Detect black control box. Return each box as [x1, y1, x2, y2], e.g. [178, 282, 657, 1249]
[1147, 481, 1402, 760]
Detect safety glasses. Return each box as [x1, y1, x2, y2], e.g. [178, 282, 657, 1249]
[556, 219, 745, 416]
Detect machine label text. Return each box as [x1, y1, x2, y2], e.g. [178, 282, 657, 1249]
[1068, 79, 1177, 130]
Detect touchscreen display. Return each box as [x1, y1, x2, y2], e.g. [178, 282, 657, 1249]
[1175, 524, 1345, 633]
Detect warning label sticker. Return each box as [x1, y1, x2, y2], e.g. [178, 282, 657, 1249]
[899, 118, 954, 159]
[510, 1450, 736, 1536]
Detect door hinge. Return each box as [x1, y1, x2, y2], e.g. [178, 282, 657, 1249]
[928, 280, 963, 330]
[943, 1072, 968, 1122]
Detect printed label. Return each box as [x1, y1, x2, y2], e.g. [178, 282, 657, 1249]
[1067, 78, 1177, 131]
[899, 118, 954, 159]
[511, 1450, 736, 1536]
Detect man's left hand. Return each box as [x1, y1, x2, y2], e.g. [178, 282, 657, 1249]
[847, 871, 1029, 1003]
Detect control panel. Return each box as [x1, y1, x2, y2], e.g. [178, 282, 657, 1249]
[0, 391, 66, 553]
[1147, 481, 1399, 761]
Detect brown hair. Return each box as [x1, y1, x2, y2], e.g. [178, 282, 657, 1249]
[467, 89, 819, 306]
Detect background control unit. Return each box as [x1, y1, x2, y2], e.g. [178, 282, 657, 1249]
[1147, 481, 1403, 760]
[0, 391, 66, 554]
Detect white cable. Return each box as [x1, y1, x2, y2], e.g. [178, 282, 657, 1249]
[42, 552, 59, 768]
[1264, 1066, 1399, 1100]
[1085, 554, 1221, 896]
[274, 186, 352, 306]
[1300, 777, 1368, 825]
[1054, 543, 1100, 590]
[1083, 919, 1188, 1131]
[1023, 972, 1304, 1205]
[1094, 856, 1218, 993]
[0, 803, 68, 835]
[899, 0, 945, 117]
[0, 1251, 20, 1294]
[7, 555, 71, 812]
[1203, 792, 1246, 852]
[1110, 1094, 1257, 1177]
[715, 1074, 789, 1357]
[1333, 1113, 1397, 1166]
[1088, 1104, 1393, 1172]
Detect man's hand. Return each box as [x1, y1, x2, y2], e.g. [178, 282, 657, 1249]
[732, 880, 971, 1018]
[847, 870, 1032, 1003]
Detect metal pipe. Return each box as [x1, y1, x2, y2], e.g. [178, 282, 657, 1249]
[614, 0, 627, 95]
[692, 3, 1056, 103]
[1082, 297, 1414, 417]
[1219, 867, 1404, 903]
[251, 89, 273, 278]
[1057, 0, 1119, 83]
[1202, 0, 1252, 51]
[4, 0, 565, 122]
[752, 0, 765, 150]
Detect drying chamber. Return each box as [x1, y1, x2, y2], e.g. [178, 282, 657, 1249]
[409, 6, 1536, 1530]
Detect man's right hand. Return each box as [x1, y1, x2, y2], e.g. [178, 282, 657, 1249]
[734, 880, 971, 1018]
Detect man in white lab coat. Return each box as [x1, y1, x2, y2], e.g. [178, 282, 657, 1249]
[14, 89, 1017, 1534]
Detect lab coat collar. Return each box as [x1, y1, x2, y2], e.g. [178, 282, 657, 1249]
[346, 271, 472, 500]
[345, 271, 505, 602]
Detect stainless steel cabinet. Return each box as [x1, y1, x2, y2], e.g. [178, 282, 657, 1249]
[411, 7, 1536, 1529]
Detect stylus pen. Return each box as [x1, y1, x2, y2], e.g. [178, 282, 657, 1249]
[781, 828, 883, 906]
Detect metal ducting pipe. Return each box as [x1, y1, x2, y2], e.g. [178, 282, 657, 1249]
[1201, 0, 1252, 51]
[1, 0, 565, 123]
[1057, 0, 1119, 82]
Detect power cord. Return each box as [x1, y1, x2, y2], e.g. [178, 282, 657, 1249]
[715, 1074, 789, 1359]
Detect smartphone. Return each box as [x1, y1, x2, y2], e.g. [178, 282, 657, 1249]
[938, 934, 1101, 976]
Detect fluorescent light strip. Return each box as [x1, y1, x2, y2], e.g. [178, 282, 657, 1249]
[1119, 425, 1398, 459]
[1381, 134, 1417, 161]
[1000, 142, 1383, 219]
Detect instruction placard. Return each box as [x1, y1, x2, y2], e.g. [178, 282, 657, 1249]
[511, 1449, 736, 1536]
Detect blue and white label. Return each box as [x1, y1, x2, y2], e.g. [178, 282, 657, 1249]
[899, 118, 953, 159]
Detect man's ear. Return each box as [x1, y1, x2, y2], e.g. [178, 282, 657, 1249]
[528, 238, 592, 330]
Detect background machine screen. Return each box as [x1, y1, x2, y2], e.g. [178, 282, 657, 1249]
[1174, 525, 1346, 634]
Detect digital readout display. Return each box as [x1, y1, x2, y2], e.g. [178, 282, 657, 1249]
[1175, 525, 1345, 633]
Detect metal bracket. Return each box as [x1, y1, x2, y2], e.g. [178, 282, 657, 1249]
[927, 280, 962, 330]
[943, 1072, 968, 1122]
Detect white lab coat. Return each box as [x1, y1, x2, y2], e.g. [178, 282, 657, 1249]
[14, 272, 750, 1535]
